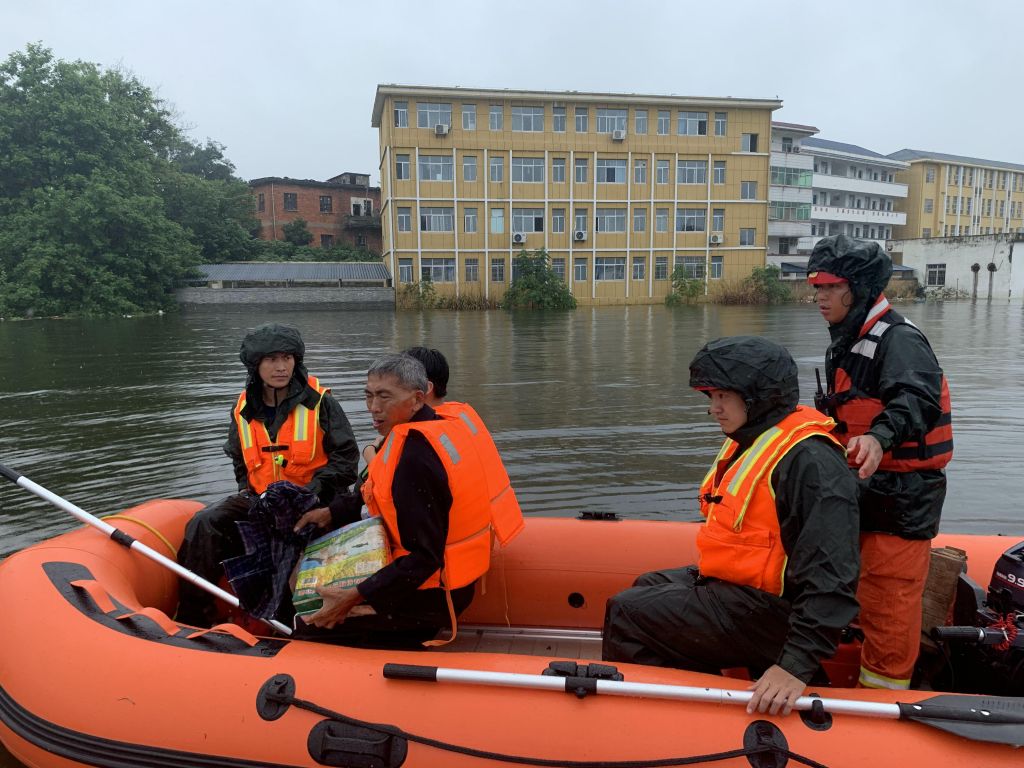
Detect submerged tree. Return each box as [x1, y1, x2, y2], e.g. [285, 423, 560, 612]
[501, 249, 576, 310]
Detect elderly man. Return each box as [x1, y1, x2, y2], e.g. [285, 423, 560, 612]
[603, 336, 860, 716]
[808, 235, 952, 690]
[294, 353, 491, 648]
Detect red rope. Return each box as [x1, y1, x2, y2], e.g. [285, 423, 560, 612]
[988, 614, 1020, 652]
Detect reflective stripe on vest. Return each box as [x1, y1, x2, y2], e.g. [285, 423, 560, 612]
[362, 417, 492, 590]
[233, 375, 328, 494]
[435, 401, 525, 547]
[697, 406, 842, 596]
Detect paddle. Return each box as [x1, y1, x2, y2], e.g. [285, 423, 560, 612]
[0, 461, 292, 636]
[383, 663, 1024, 747]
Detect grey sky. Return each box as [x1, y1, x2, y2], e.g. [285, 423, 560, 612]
[4, 0, 1021, 185]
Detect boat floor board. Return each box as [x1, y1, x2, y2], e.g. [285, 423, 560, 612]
[434, 625, 604, 659]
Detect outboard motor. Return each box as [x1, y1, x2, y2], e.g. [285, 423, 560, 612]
[931, 542, 1024, 695]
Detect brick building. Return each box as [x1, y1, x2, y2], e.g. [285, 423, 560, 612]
[249, 172, 383, 253]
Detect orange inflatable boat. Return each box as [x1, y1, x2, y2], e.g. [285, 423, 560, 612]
[0, 499, 1021, 768]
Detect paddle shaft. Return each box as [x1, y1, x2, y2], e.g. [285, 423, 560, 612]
[0, 463, 291, 636]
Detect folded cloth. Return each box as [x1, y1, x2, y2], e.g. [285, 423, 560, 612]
[222, 481, 319, 620]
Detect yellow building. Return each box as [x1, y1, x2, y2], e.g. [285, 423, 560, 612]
[890, 150, 1024, 239]
[371, 85, 781, 305]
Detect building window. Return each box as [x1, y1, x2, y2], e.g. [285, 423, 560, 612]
[677, 160, 707, 184]
[922, 228, 932, 238]
[356, 234, 367, 247]
[575, 157, 588, 183]
[655, 256, 668, 280]
[575, 106, 589, 133]
[319, 196, 332, 213]
[710, 255, 723, 279]
[741, 133, 758, 152]
[595, 208, 626, 233]
[595, 257, 626, 280]
[778, 238, 790, 255]
[769, 201, 810, 221]
[739, 227, 755, 246]
[489, 105, 503, 131]
[715, 112, 727, 136]
[283, 192, 297, 212]
[574, 209, 588, 234]
[552, 157, 566, 183]
[464, 208, 478, 233]
[398, 258, 413, 283]
[657, 110, 670, 135]
[926, 263, 946, 286]
[419, 155, 454, 181]
[490, 156, 504, 182]
[632, 256, 646, 280]
[596, 159, 627, 183]
[512, 208, 545, 233]
[463, 155, 477, 182]
[462, 104, 476, 130]
[394, 101, 408, 128]
[713, 161, 726, 184]
[677, 255, 705, 279]
[574, 257, 588, 281]
[397, 207, 411, 231]
[420, 207, 454, 232]
[552, 106, 566, 132]
[655, 208, 668, 232]
[465, 258, 479, 282]
[491, 258, 505, 283]
[925, 167, 935, 182]
[320, 234, 334, 248]
[416, 102, 452, 129]
[712, 208, 724, 231]
[634, 159, 647, 184]
[421, 258, 455, 282]
[512, 106, 544, 132]
[257, 192, 265, 212]
[396, 153, 410, 180]
[781, 136, 793, 153]
[675, 208, 706, 232]
[656, 159, 669, 184]
[635, 109, 648, 135]
[633, 208, 646, 232]
[552, 208, 565, 233]
[511, 157, 545, 183]
[741, 181, 758, 199]
[677, 111, 708, 136]
[924, 198, 934, 213]
[490, 207, 505, 234]
[551, 257, 566, 280]
[596, 108, 627, 133]
[770, 166, 812, 186]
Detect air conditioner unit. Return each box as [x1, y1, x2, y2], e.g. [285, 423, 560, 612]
[611, 129, 626, 141]
[434, 124, 450, 136]
[709, 233, 723, 244]
[574, 230, 587, 241]
[512, 232, 527, 245]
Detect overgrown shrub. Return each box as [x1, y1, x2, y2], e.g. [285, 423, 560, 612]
[501, 250, 576, 309]
[665, 267, 703, 306]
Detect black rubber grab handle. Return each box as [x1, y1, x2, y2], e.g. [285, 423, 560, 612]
[383, 663, 439, 682]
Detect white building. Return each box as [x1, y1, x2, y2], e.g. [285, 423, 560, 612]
[888, 233, 1024, 300]
[768, 122, 818, 262]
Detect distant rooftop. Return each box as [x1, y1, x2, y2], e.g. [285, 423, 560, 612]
[372, 84, 782, 126]
[248, 175, 378, 190]
[194, 262, 389, 283]
[801, 137, 900, 162]
[888, 149, 1024, 174]
[771, 121, 819, 135]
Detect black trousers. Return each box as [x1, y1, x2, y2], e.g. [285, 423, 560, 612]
[175, 493, 251, 627]
[602, 566, 791, 677]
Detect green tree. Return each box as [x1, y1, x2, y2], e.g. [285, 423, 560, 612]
[665, 266, 703, 306]
[501, 249, 576, 309]
[745, 265, 793, 305]
[281, 218, 313, 246]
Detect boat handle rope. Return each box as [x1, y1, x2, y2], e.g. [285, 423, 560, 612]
[101, 514, 178, 557]
[256, 675, 830, 768]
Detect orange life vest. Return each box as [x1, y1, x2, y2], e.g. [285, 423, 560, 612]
[233, 375, 329, 494]
[361, 417, 491, 590]
[434, 401, 525, 546]
[830, 300, 953, 472]
[697, 406, 842, 596]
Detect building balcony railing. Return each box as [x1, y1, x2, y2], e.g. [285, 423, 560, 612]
[812, 173, 908, 198]
[343, 214, 382, 230]
[811, 205, 907, 226]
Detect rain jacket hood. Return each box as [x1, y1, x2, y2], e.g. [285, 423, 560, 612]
[238, 323, 310, 409]
[689, 335, 800, 444]
[807, 235, 892, 341]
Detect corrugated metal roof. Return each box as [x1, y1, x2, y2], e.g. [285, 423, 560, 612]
[888, 149, 1024, 173]
[196, 262, 391, 281]
[802, 137, 896, 161]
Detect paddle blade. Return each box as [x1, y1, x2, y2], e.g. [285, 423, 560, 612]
[899, 694, 1024, 747]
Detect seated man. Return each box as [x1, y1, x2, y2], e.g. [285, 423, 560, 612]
[603, 336, 860, 716]
[176, 323, 358, 627]
[294, 353, 491, 648]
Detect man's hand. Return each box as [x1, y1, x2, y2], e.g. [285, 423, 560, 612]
[305, 585, 364, 629]
[293, 506, 332, 533]
[746, 665, 806, 716]
[847, 434, 883, 479]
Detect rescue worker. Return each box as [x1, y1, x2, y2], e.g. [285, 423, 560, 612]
[293, 354, 493, 648]
[603, 336, 860, 716]
[807, 235, 953, 690]
[175, 323, 358, 628]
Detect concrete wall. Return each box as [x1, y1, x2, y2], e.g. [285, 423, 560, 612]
[888, 234, 1023, 300]
[177, 286, 394, 309]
